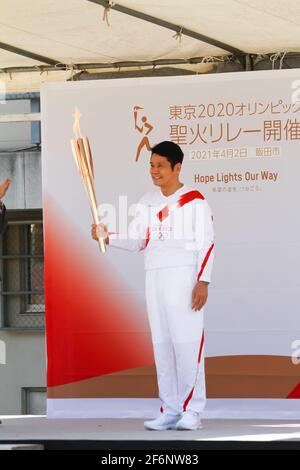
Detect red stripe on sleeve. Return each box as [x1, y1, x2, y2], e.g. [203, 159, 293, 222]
[177, 190, 205, 208]
[145, 227, 151, 248]
[156, 190, 204, 222]
[197, 243, 214, 281]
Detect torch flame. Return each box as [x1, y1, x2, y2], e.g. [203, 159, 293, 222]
[70, 108, 106, 253]
[72, 107, 82, 138]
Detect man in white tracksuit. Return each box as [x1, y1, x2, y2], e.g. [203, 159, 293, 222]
[91, 141, 214, 431]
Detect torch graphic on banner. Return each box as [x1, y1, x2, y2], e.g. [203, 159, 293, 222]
[70, 107, 106, 253]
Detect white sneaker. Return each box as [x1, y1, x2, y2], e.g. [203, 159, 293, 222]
[175, 411, 203, 430]
[144, 413, 180, 431]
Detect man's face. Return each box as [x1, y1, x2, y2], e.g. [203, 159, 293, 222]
[150, 153, 181, 188]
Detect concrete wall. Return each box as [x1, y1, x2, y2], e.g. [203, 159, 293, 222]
[0, 98, 45, 415]
[0, 99, 31, 150]
[0, 152, 42, 209]
[0, 331, 46, 414]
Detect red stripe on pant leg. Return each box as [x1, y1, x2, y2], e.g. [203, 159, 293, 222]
[183, 387, 195, 413]
[197, 331, 205, 364]
[183, 330, 205, 412]
[197, 243, 214, 281]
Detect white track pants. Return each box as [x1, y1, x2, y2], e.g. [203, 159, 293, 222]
[145, 265, 206, 416]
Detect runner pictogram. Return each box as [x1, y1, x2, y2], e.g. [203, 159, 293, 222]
[133, 106, 153, 161]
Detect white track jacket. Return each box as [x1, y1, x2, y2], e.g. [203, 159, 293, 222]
[109, 185, 214, 283]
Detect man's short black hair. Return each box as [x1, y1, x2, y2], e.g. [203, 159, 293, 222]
[151, 141, 184, 169]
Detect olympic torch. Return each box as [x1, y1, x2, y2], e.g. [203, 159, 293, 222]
[70, 107, 106, 253]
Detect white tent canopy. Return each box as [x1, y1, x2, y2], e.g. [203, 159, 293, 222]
[0, 0, 300, 92]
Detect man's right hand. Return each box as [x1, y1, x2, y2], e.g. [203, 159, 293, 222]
[91, 223, 109, 244]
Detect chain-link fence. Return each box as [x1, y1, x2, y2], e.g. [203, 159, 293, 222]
[1, 212, 44, 329]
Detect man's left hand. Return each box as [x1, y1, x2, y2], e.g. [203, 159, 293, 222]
[0, 178, 12, 200]
[192, 281, 209, 311]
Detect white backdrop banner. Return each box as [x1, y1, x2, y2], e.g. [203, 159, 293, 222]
[41, 70, 300, 418]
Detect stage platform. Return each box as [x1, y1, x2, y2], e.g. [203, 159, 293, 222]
[0, 416, 300, 450]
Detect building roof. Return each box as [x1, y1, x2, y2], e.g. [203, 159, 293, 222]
[0, 0, 299, 92]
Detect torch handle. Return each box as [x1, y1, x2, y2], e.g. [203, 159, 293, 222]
[70, 136, 106, 254]
[85, 177, 106, 253]
[93, 212, 107, 254]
